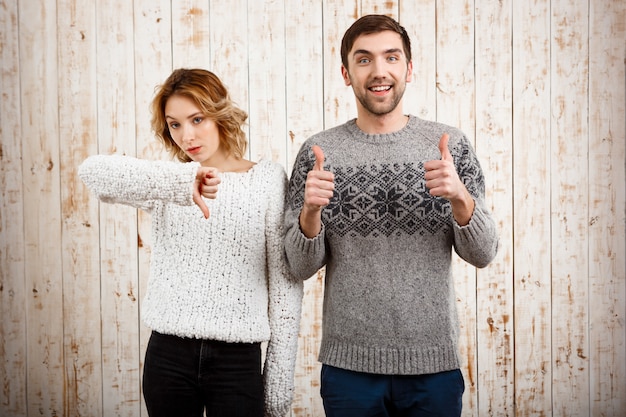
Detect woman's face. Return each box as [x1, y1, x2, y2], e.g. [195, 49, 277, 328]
[165, 94, 226, 166]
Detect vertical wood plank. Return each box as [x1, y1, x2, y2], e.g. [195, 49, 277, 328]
[512, 0, 553, 415]
[208, 0, 250, 151]
[0, 0, 27, 415]
[133, 2, 173, 416]
[18, 0, 65, 414]
[284, 1, 325, 414]
[551, 1, 590, 415]
[96, 0, 142, 414]
[57, 1, 103, 415]
[171, 0, 212, 69]
[475, 0, 515, 415]
[360, 0, 396, 17]
[588, 1, 626, 416]
[246, 0, 287, 165]
[322, 0, 359, 129]
[400, 0, 437, 121]
[434, 1, 478, 414]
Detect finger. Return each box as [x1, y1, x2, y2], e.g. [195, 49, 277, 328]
[199, 201, 210, 219]
[312, 145, 325, 171]
[193, 193, 210, 219]
[438, 133, 452, 161]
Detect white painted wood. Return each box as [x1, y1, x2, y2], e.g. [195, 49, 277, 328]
[171, 0, 212, 69]
[18, 0, 65, 414]
[246, 0, 288, 166]
[133, 2, 174, 416]
[57, 0, 103, 415]
[208, 0, 250, 156]
[588, 1, 626, 415]
[95, 0, 142, 414]
[550, 1, 590, 415]
[401, 0, 437, 121]
[475, 0, 515, 415]
[284, 1, 325, 414]
[512, 0, 553, 415]
[0, 0, 27, 415]
[0, 1, 624, 416]
[434, 1, 479, 414]
[322, 0, 359, 129]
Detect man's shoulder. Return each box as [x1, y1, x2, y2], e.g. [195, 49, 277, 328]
[304, 119, 355, 144]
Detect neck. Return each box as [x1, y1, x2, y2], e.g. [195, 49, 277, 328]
[202, 153, 254, 173]
[355, 109, 409, 134]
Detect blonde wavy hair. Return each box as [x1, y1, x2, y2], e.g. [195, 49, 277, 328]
[151, 68, 248, 162]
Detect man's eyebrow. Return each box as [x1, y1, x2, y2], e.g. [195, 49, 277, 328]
[352, 48, 404, 56]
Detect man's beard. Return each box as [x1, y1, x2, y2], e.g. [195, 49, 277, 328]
[353, 80, 406, 116]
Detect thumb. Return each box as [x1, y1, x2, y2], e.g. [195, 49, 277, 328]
[312, 145, 326, 171]
[438, 133, 452, 161]
[193, 192, 210, 219]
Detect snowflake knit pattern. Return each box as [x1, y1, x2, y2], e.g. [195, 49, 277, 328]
[284, 115, 499, 376]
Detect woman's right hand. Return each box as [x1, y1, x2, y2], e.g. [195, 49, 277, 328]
[193, 167, 221, 218]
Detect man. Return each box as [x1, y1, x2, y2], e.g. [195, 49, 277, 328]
[284, 14, 498, 417]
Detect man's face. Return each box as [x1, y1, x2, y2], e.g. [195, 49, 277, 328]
[342, 30, 413, 117]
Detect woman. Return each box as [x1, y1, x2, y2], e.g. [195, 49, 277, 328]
[79, 68, 303, 417]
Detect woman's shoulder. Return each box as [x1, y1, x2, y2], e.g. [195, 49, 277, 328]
[253, 159, 287, 178]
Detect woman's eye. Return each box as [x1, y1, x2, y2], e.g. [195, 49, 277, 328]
[193, 117, 203, 124]
[169, 123, 179, 129]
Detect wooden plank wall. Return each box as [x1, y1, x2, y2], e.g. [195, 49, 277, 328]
[1, 0, 624, 416]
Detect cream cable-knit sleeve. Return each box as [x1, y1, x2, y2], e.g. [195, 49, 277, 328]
[262, 163, 304, 417]
[78, 154, 198, 211]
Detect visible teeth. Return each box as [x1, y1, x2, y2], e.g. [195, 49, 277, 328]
[370, 86, 390, 92]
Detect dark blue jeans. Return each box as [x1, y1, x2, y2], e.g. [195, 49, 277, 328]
[143, 331, 263, 417]
[321, 365, 464, 417]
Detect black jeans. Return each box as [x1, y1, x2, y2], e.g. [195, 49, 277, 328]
[143, 331, 264, 417]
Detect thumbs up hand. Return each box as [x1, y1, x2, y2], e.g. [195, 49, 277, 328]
[304, 145, 335, 210]
[424, 133, 464, 201]
[424, 133, 475, 226]
[300, 145, 334, 238]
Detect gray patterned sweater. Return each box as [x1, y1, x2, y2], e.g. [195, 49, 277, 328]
[79, 156, 303, 417]
[284, 115, 498, 375]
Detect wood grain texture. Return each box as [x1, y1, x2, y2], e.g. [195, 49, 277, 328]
[0, 1, 624, 416]
[435, 1, 479, 413]
[57, 0, 103, 415]
[588, 1, 626, 415]
[96, 0, 142, 415]
[18, 0, 65, 414]
[475, 0, 515, 415]
[550, 1, 590, 415]
[133, 2, 173, 415]
[0, 0, 27, 415]
[513, 0, 553, 415]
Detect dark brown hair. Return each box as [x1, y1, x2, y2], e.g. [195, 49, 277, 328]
[151, 68, 248, 162]
[340, 14, 412, 69]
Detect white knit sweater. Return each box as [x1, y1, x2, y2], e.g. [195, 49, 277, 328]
[78, 155, 303, 417]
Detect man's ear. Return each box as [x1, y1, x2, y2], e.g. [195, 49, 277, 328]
[341, 65, 351, 86]
[406, 60, 413, 83]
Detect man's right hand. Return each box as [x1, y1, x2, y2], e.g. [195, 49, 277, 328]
[300, 145, 334, 238]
